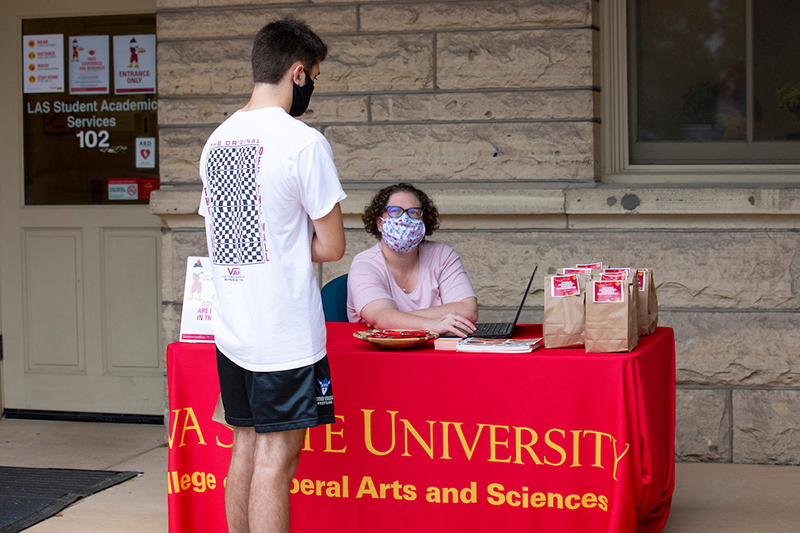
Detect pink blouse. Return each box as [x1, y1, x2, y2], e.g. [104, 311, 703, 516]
[346, 241, 476, 323]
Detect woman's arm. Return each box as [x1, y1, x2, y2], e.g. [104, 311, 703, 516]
[406, 297, 478, 323]
[360, 298, 476, 337]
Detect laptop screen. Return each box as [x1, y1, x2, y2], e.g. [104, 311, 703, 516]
[509, 265, 538, 328]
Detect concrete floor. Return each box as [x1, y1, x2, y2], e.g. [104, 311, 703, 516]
[0, 418, 166, 533]
[1, 418, 799, 532]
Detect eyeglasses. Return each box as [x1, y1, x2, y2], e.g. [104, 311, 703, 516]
[385, 206, 424, 219]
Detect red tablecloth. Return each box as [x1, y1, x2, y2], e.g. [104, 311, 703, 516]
[168, 323, 674, 533]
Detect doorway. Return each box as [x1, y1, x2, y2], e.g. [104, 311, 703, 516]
[0, 0, 163, 416]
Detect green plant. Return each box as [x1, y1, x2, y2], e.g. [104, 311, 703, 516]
[681, 80, 718, 125]
[775, 83, 800, 117]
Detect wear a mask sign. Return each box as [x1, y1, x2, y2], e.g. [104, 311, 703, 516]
[22, 15, 159, 206]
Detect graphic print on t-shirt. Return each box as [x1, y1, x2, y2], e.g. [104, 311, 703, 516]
[205, 144, 266, 265]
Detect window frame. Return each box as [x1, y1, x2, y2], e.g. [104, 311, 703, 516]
[600, 0, 800, 183]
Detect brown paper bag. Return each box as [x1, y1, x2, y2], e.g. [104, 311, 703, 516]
[585, 271, 639, 353]
[636, 269, 658, 336]
[543, 273, 587, 348]
[211, 393, 233, 428]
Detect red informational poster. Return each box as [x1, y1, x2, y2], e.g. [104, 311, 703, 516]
[551, 275, 580, 297]
[593, 280, 624, 303]
[562, 268, 592, 275]
[138, 178, 159, 199]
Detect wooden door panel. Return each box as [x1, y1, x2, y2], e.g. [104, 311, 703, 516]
[23, 229, 85, 374]
[102, 229, 162, 376]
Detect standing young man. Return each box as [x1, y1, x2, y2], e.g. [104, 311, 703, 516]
[198, 18, 346, 533]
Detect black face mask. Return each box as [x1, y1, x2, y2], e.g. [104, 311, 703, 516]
[289, 77, 314, 117]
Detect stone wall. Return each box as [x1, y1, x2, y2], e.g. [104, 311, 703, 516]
[152, 0, 800, 464]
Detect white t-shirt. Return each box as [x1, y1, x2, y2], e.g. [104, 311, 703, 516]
[198, 107, 346, 372]
[346, 241, 477, 323]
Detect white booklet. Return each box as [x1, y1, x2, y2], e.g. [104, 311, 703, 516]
[455, 337, 542, 354]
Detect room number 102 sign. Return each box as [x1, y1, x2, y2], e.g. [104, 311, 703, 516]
[76, 129, 110, 148]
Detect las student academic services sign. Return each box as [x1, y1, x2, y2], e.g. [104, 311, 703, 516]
[167, 324, 675, 533]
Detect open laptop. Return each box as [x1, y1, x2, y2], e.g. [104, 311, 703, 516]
[443, 265, 538, 339]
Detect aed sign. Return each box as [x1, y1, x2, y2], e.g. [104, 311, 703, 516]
[136, 137, 156, 168]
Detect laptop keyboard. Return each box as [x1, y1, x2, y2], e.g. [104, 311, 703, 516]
[472, 322, 512, 337]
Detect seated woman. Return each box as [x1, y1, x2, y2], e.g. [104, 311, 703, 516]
[347, 183, 478, 337]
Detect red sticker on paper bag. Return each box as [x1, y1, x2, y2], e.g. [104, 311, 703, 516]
[604, 268, 630, 274]
[593, 280, 624, 302]
[601, 273, 627, 281]
[576, 262, 602, 269]
[551, 275, 580, 297]
[638, 270, 645, 291]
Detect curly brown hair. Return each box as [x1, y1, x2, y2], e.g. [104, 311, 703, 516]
[362, 183, 441, 240]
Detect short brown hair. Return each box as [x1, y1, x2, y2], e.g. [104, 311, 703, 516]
[252, 18, 327, 84]
[362, 183, 440, 240]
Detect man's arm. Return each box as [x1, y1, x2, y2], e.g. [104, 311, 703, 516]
[311, 203, 346, 263]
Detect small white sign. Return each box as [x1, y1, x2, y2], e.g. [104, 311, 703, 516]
[108, 179, 138, 200]
[179, 256, 216, 343]
[23, 34, 64, 93]
[69, 35, 110, 94]
[136, 137, 156, 168]
[113, 34, 156, 94]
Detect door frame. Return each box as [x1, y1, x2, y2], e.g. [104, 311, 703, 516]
[0, 0, 159, 413]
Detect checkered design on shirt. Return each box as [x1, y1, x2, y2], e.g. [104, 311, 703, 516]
[205, 144, 265, 265]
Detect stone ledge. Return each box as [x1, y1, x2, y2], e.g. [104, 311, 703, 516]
[151, 186, 800, 218]
[342, 188, 565, 217]
[565, 186, 800, 215]
[150, 187, 203, 216]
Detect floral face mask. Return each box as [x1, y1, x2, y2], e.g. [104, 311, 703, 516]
[381, 213, 425, 254]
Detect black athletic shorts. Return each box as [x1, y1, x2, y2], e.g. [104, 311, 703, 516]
[216, 347, 335, 433]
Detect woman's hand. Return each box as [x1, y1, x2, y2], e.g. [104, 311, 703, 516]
[360, 300, 477, 337]
[428, 312, 476, 338]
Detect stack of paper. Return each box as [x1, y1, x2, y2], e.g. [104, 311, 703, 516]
[455, 337, 543, 353]
[434, 337, 461, 351]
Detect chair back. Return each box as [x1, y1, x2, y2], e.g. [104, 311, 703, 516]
[321, 274, 349, 322]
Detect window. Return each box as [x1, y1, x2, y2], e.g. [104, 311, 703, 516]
[628, 0, 800, 165]
[22, 15, 158, 205]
